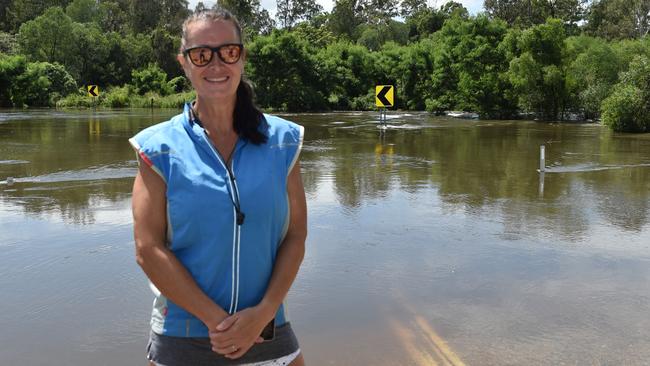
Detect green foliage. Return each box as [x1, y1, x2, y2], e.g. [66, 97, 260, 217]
[601, 55, 650, 132]
[104, 85, 131, 107]
[150, 27, 182, 78]
[357, 20, 408, 51]
[405, 7, 446, 41]
[328, 0, 364, 40]
[0, 31, 17, 54]
[276, 0, 323, 29]
[66, 0, 101, 23]
[217, 0, 275, 37]
[5, 0, 70, 33]
[507, 18, 569, 119]
[424, 15, 517, 118]
[315, 41, 375, 109]
[97, 1, 129, 33]
[247, 30, 326, 111]
[586, 0, 650, 40]
[168, 76, 191, 93]
[12, 61, 77, 107]
[17, 7, 74, 65]
[292, 21, 337, 48]
[485, 0, 586, 32]
[68, 22, 109, 84]
[565, 36, 620, 118]
[0, 53, 27, 106]
[131, 63, 171, 96]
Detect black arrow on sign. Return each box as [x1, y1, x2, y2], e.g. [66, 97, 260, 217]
[88, 85, 98, 97]
[377, 86, 392, 107]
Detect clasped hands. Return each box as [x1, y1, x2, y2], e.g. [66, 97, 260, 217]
[209, 306, 271, 360]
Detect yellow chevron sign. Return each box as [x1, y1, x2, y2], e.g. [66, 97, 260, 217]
[376, 85, 394, 107]
[87, 85, 99, 97]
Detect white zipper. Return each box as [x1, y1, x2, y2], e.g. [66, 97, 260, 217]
[201, 132, 241, 315]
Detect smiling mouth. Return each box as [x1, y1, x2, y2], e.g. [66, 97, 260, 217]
[204, 76, 229, 83]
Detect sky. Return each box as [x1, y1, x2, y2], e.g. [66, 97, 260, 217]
[187, 0, 486, 19]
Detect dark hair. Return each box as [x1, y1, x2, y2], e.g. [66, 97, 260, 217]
[181, 8, 267, 145]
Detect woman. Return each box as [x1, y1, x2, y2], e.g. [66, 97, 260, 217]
[130, 8, 307, 366]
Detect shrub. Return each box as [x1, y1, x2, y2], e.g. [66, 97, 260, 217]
[12, 62, 77, 107]
[168, 76, 190, 93]
[131, 63, 171, 96]
[601, 56, 650, 132]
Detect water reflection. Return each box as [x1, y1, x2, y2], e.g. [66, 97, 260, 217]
[0, 109, 178, 224]
[292, 113, 650, 238]
[1, 110, 649, 233]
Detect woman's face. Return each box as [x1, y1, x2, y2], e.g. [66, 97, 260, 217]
[178, 19, 244, 102]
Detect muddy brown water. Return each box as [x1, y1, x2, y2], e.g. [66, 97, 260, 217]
[1, 109, 650, 366]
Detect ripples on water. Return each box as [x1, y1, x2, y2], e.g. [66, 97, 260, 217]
[1, 110, 650, 365]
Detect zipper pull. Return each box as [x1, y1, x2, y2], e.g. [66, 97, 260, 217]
[237, 211, 245, 226]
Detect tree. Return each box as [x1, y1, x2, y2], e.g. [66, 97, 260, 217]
[424, 15, 517, 117]
[98, 1, 129, 33]
[68, 22, 108, 85]
[159, 0, 190, 34]
[601, 55, 650, 132]
[247, 31, 326, 110]
[315, 41, 375, 109]
[12, 61, 77, 106]
[484, 0, 529, 25]
[506, 18, 569, 119]
[150, 26, 182, 79]
[405, 7, 446, 41]
[276, 0, 323, 29]
[485, 0, 586, 31]
[356, 20, 408, 51]
[0, 0, 11, 31]
[0, 54, 27, 106]
[363, 0, 399, 25]
[17, 7, 74, 65]
[194, 1, 209, 13]
[131, 63, 172, 95]
[5, 0, 72, 32]
[293, 17, 337, 48]
[400, 0, 427, 18]
[0, 31, 18, 54]
[217, 0, 275, 37]
[565, 36, 620, 118]
[586, 0, 650, 39]
[440, 1, 469, 19]
[328, 0, 365, 40]
[129, 0, 162, 33]
[66, 0, 100, 23]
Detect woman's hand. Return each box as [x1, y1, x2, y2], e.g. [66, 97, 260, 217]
[209, 306, 271, 359]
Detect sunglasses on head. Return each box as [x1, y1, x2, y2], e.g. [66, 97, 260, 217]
[183, 43, 244, 67]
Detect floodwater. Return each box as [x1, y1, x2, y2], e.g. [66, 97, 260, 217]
[1, 109, 650, 366]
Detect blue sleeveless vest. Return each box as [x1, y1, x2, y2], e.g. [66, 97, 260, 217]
[129, 103, 304, 337]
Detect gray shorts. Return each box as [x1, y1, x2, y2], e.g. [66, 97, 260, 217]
[147, 322, 300, 366]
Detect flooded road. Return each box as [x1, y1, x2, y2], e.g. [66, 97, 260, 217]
[1, 109, 650, 365]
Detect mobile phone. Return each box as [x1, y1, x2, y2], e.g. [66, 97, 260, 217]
[260, 319, 275, 341]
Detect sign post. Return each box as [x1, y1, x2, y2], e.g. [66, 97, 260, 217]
[87, 85, 99, 108]
[375, 85, 394, 125]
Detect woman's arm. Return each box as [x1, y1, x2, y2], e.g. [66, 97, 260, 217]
[210, 160, 307, 359]
[258, 159, 308, 318]
[132, 158, 230, 330]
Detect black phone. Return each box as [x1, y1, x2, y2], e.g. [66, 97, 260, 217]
[260, 319, 275, 341]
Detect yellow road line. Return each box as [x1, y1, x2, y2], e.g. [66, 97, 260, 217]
[390, 318, 440, 366]
[414, 315, 467, 366]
